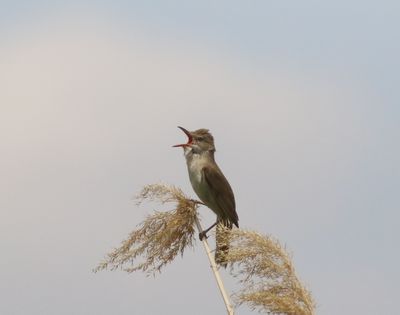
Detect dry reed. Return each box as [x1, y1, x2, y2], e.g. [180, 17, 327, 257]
[94, 184, 198, 274]
[220, 227, 315, 315]
[94, 183, 315, 314]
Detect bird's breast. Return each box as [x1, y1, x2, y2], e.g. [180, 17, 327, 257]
[186, 155, 211, 204]
[187, 156, 205, 187]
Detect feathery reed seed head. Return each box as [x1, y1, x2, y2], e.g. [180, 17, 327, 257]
[219, 227, 315, 315]
[94, 184, 315, 315]
[94, 184, 198, 275]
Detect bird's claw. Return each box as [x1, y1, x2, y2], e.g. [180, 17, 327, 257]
[199, 231, 208, 241]
[190, 199, 205, 206]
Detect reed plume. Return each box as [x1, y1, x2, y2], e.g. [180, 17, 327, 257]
[94, 183, 315, 315]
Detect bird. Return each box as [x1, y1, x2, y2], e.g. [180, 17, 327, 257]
[173, 126, 239, 266]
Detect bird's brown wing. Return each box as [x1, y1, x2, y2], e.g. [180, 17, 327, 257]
[202, 165, 239, 228]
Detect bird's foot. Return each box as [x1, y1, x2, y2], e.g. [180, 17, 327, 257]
[190, 199, 205, 206]
[199, 231, 208, 241]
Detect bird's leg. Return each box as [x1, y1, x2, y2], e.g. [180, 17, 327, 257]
[199, 221, 218, 241]
[190, 199, 205, 206]
[189, 199, 214, 240]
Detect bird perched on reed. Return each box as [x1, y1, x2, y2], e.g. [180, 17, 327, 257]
[173, 126, 239, 266]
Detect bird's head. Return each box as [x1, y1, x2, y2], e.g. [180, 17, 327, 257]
[173, 126, 215, 154]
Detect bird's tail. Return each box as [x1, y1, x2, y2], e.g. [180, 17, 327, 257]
[215, 221, 232, 267]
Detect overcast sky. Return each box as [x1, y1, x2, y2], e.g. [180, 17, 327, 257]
[1, 2, 399, 314]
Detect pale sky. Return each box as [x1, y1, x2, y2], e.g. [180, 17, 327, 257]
[1, 2, 399, 314]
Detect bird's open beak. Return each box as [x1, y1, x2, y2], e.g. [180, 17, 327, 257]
[173, 126, 193, 147]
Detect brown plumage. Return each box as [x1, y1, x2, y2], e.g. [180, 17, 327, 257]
[174, 127, 239, 265]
